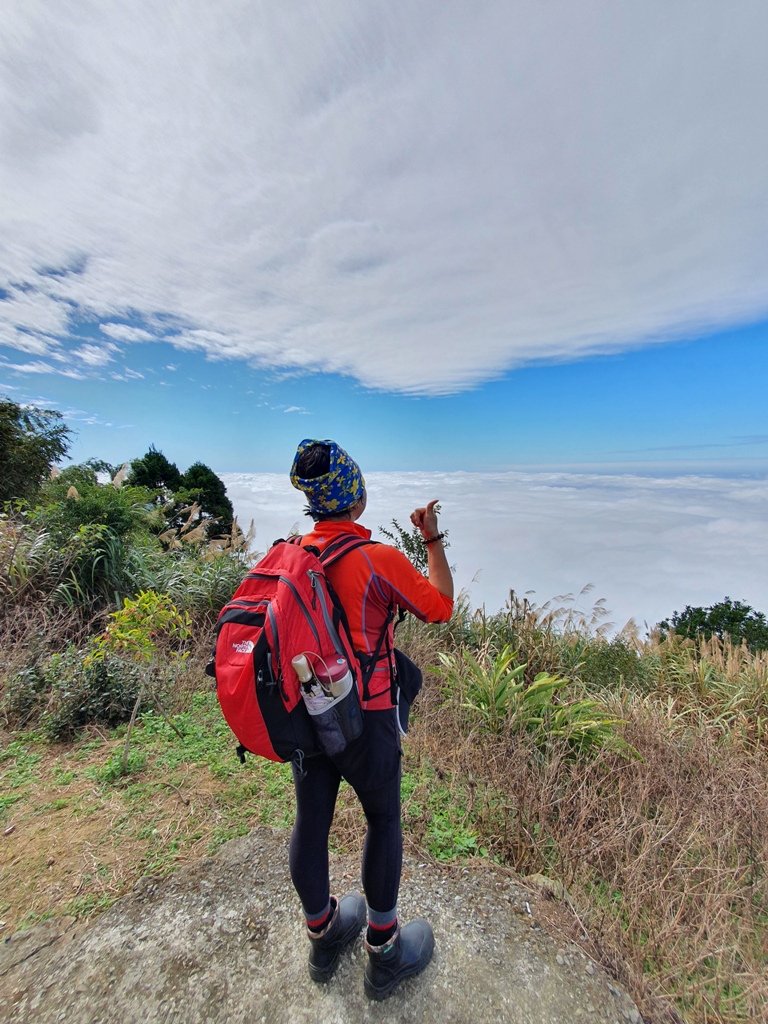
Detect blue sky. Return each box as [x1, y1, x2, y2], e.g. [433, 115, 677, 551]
[1, 2, 766, 479]
[1, 318, 765, 477]
[1, 3, 767, 621]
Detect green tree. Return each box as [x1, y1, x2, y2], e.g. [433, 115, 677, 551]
[128, 445, 182, 491]
[178, 461, 234, 530]
[0, 398, 71, 504]
[658, 597, 768, 652]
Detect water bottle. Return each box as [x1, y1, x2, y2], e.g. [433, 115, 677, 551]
[291, 653, 328, 714]
[313, 657, 353, 698]
[291, 654, 313, 684]
[291, 654, 362, 756]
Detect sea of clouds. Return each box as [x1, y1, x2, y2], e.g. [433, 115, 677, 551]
[221, 471, 768, 634]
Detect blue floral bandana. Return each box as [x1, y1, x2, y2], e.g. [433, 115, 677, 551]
[290, 439, 365, 516]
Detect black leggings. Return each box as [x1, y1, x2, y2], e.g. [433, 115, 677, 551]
[289, 708, 402, 918]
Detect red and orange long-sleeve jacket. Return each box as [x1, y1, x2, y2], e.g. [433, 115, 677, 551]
[300, 520, 453, 710]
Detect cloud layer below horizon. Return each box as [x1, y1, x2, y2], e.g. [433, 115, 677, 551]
[2, 2, 768, 393]
[222, 470, 768, 632]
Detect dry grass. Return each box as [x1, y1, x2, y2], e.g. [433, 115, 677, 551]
[402, 643, 768, 1024]
[649, 634, 768, 746]
[0, 740, 235, 931]
[0, 602, 95, 684]
[2, 571, 766, 1024]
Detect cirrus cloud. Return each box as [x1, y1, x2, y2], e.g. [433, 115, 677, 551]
[1, 1, 767, 393]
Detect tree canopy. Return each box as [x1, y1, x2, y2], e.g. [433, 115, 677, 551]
[179, 461, 234, 529]
[128, 445, 182, 491]
[127, 446, 233, 534]
[0, 398, 72, 504]
[658, 597, 768, 652]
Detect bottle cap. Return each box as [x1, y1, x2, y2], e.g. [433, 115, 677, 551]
[314, 657, 348, 685]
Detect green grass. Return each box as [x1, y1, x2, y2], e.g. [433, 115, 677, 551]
[0, 737, 46, 819]
[0, 691, 299, 933]
[86, 749, 148, 784]
[0, 739, 43, 781]
[65, 894, 118, 918]
[0, 792, 24, 816]
[37, 798, 71, 812]
[402, 762, 488, 861]
[83, 696, 297, 839]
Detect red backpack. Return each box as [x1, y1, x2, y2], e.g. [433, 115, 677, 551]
[212, 535, 378, 768]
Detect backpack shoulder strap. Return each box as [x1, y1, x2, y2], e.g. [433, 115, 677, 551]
[320, 537, 410, 699]
[318, 536, 378, 568]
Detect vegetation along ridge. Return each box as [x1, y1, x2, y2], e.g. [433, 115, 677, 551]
[1, 398, 766, 1024]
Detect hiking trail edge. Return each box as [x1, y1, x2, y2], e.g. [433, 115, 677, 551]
[0, 825, 642, 1024]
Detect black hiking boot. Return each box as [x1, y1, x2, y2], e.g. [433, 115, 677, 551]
[363, 919, 435, 1000]
[307, 891, 366, 983]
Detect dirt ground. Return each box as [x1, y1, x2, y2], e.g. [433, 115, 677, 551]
[0, 825, 643, 1024]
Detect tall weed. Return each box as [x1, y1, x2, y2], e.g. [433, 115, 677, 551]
[435, 643, 629, 755]
[653, 634, 768, 745]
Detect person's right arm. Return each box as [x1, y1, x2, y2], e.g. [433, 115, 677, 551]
[371, 499, 454, 622]
[410, 499, 453, 600]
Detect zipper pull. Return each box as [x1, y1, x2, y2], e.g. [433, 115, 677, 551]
[308, 571, 318, 609]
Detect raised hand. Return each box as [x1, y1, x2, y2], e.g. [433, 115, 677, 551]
[410, 499, 440, 539]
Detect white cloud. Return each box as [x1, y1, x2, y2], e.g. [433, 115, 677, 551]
[0, 287, 70, 336]
[72, 341, 118, 366]
[56, 405, 134, 430]
[109, 367, 145, 381]
[0, 326, 59, 355]
[283, 405, 309, 414]
[1, 359, 85, 379]
[1, 3, 767, 392]
[99, 323, 155, 343]
[221, 470, 768, 631]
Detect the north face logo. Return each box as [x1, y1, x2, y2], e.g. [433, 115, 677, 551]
[232, 639, 255, 654]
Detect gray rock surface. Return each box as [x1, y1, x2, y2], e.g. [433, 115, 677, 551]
[0, 826, 641, 1024]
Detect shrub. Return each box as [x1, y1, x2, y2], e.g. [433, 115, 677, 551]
[378, 515, 451, 576]
[88, 590, 191, 665]
[3, 478, 160, 614]
[177, 461, 234, 530]
[1, 665, 49, 727]
[569, 636, 658, 693]
[0, 514, 123, 613]
[124, 545, 249, 626]
[33, 476, 155, 547]
[89, 593, 192, 663]
[38, 648, 145, 741]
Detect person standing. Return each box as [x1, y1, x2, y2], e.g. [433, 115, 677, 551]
[288, 438, 454, 1000]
